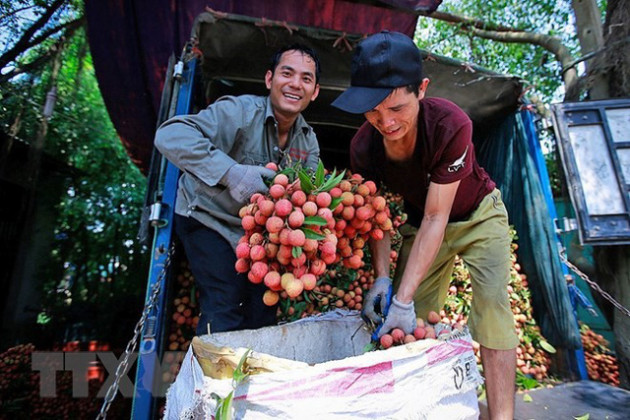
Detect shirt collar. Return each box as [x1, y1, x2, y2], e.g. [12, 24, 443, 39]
[264, 96, 311, 135]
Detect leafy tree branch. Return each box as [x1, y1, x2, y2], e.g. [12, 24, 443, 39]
[467, 26, 578, 99]
[426, 9, 578, 100]
[0, 0, 84, 81]
[429, 10, 526, 32]
[0, 5, 37, 22]
[0, 16, 84, 85]
[0, 0, 66, 67]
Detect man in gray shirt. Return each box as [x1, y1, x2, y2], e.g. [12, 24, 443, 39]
[155, 44, 321, 334]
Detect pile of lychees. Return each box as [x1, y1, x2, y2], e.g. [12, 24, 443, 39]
[235, 160, 394, 306]
[378, 310, 465, 349]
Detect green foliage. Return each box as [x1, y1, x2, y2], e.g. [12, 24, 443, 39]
[544, 146, 565, 198]
[212, 349, 252, 419]
[1, 14, 149, 344]
[0, 0, 84, 83]
[0, 1, 77, 47]
[415, 0, 582, 102]
[516, 370, 540, 390]
[278, 159, 346, 194]
[41, 34, 148, 342]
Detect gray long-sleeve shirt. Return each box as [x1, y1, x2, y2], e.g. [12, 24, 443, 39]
[155, 94, 320, 248]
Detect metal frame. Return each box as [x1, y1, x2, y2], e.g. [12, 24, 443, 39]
[131, 57, 198, 420]
[551, 98, 630, 245]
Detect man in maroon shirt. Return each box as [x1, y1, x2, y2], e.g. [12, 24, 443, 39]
[332, 31, 518, 420]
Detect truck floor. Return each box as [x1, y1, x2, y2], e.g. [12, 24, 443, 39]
[479, 380, 630, 420]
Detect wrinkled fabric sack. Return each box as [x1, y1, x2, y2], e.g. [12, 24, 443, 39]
[164, 311, 483, 419]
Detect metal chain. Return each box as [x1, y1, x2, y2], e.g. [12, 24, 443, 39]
[96, 245, 175, 419]
[559, 247, 630, 318]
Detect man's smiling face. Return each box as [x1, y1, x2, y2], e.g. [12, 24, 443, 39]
[266, 50, 320, 120]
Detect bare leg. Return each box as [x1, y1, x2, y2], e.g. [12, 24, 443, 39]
[481, 346, 516, 420]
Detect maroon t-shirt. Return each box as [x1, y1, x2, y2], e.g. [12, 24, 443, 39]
[350, 97, 495, 225]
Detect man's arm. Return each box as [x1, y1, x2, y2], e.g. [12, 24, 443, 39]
[154, 97, 243, 188]
[369, 230, 392, 279]
[396, 180, 460, 304]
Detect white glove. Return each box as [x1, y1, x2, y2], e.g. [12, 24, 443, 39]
[220, 164, 276, 203]
[378, 295, 417, 338]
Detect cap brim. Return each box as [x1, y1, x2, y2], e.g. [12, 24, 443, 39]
[331, 86, 393, 114]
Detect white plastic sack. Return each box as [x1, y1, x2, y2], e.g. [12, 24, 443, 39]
[165, 311, 483, 419]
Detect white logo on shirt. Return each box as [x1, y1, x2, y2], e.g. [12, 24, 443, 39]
[448, 146, 468, 173]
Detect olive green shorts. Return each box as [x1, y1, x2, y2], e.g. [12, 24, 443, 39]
[394, 188, 519, 350]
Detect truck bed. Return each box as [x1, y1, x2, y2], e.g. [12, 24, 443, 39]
[479, 380, 630, 420]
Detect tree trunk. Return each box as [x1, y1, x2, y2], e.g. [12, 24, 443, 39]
[591, 0, 630, 390]
[603, 0, 630, 97]
[571, 0, 609, 98]
[595, 246, 630, 389]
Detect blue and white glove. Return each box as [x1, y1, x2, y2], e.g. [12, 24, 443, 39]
[220, 164, 276, 203]
[362, 276, 393, 324]
[377, 295, 417, 338]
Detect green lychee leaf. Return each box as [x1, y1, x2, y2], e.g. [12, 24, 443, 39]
[303, 228, 326, 240]
[281, 298, 290, 311]
[303, 216, 327, 226]
[315, 160, 325, 187]
[363, 342, 376, 353]
[522, 393, 533, 403]
[276, 167, 293, 177]
[215, 391, 234, 420]
[292, 246, 303, 259]
[276, 166, 289, 174]
[316, 169, 336, 191]
[297, 169, 315, 194]
[329, 196, 344, 211]
[521, 377, 539, 390]
[539, 340, 556, 354]
[317, 169, 346, 192]
[233, 349, 252, 384]
[573, 414, 589, 420]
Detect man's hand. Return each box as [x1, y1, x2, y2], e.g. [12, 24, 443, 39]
[377, 295, 417, 338]
[221, 164, 276, 203]
[362, 277, 392, 324]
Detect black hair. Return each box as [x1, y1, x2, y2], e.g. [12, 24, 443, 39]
[404, 83, 421, 96]
[269, 43, 321, 84]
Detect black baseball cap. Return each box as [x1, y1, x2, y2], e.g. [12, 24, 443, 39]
[332, 31, 423, 114]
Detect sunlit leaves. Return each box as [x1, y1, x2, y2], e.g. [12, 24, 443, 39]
[415, 0, 582, 101]
[0, 11, 149, 338]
